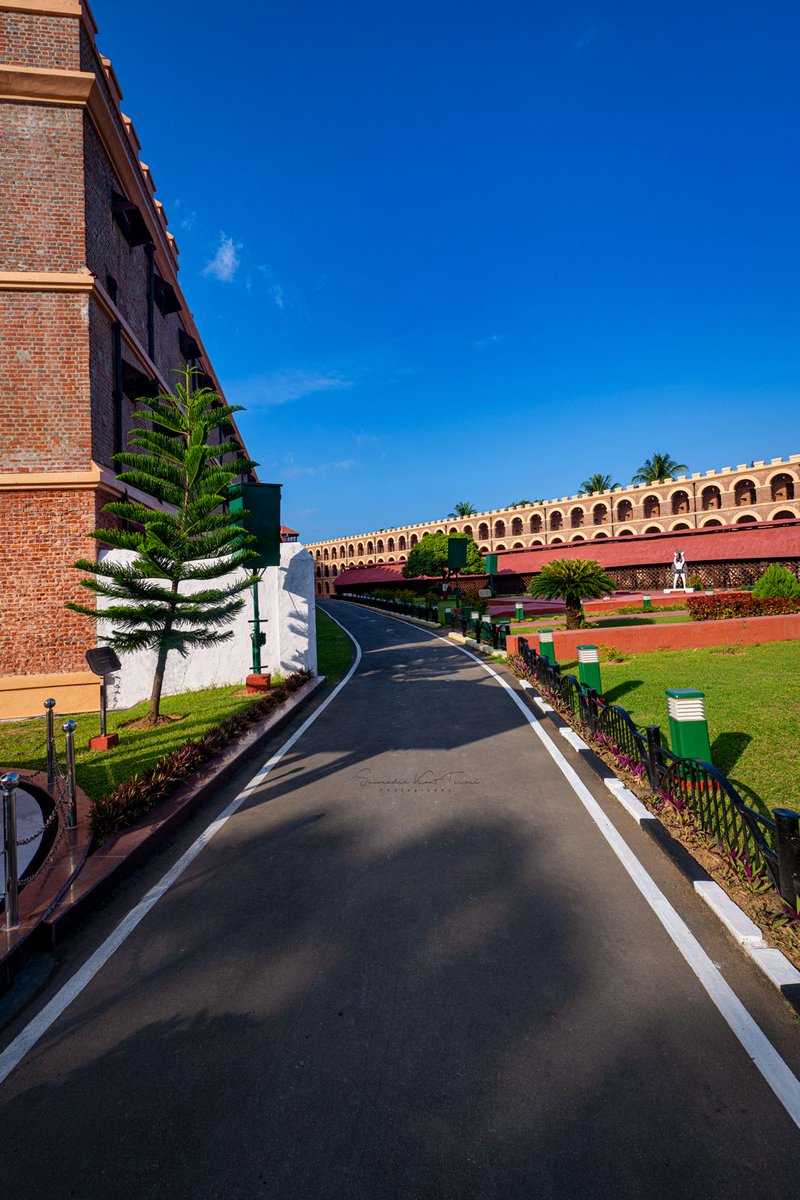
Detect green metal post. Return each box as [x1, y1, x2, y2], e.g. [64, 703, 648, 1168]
[642, 593, 653, 612]
[251, 582, 262, 675]
[539, 629, 556, 665]
[577, 645, 602, 693]
[665, 688, 712, 762]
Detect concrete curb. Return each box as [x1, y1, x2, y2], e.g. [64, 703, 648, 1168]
[516, 672, 800, 1014]
[42, 676, 326, 949]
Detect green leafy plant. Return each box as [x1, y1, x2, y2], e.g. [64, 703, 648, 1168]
[68, 365, 258, 726]
[688, 573, 703, 590]
[632, 451, 688, 484]
[448, 500, 477, 517]
[402, 531, 483, 579]
[528, 558, 616, 630]
[752, 563, 800, 599]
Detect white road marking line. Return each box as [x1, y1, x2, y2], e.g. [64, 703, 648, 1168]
[0, 612, 363, 1088]
[448, 637, 800, 1131]
[364, 611, 800, 1128]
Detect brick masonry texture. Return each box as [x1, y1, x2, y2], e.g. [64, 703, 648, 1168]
[0, 104, 85, 271]
[0, 7, 247, 687]
[0, 489, 97, 677]
[0, 12, 79, 70]
[0, 291, 91, 470]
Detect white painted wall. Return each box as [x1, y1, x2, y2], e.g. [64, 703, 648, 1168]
[97, 544, 317, 711]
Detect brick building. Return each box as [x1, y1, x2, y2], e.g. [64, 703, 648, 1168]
[308, 456, 800, 597]
[0, 0, 254, 718]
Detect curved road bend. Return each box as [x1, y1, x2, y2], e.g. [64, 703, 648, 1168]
[1, 600, 799, 1198]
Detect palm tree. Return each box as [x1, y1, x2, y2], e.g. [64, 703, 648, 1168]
[448, 500, 477, 517]
[632, 452, 688, 485]
[528, 558, 616, 630]
[578, 473, 620, 495]
[508, 499, 533, 507]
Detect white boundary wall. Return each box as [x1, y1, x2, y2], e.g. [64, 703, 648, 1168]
[97, 544, 317, 711]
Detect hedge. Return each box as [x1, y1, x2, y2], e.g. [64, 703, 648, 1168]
[686, 593, 800, 621]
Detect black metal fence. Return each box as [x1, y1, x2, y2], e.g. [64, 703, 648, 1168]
[340, 593, 441, 624]
[514, 637, 800, 917]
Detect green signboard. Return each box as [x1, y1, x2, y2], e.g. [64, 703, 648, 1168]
[447, 537, 468, 570]
[230, 482, 282, 569]
[484, 553, 498, 574]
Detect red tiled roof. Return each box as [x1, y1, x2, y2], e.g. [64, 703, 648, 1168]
[333, 565, 409, 587]
[495, 521, 800, 572]
[281, 525, 299, 537]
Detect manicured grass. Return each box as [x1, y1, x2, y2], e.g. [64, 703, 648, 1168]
[558, 642, 800, 813]
[513, 611, 691, 634]
[0, 686, 264, 804]
[316, 608, 354, 683]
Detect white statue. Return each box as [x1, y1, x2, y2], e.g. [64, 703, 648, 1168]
[666, 550, 689, 592]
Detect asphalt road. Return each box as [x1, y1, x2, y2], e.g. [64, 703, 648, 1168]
[1, 600, 799, 1198]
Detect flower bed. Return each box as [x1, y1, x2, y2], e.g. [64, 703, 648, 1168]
[91, 671, 311, 844]
[687, 592, 800, 621]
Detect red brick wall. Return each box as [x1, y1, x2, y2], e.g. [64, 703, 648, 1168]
[0, 291, 91, 470]
[0, 12, 79, 70]
[0, 488, 97, 677]
[0, 104, 85, 271]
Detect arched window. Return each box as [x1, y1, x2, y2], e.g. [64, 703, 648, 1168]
[530, 538, 543, 546]
[315, 549, 321, 560]
[643, 495, 660, 519]
[671, 490, 690, 515]
[702, 518, 722, 527]
[435, 528, 444, 535]
[701, 486, 721, 511]
[494, 519, 506, 538]
[551, 536, 563, 544]
[572, 534, 585, 542]
[512, 542, 524, 549]
[529, 514, 542, 533]
[339, 545, 346, 557]
[550, 510, 563, 531]
[617, 499, 633, 522]
[592, 503, 607, 526]
[357, 542, 364, 556]
[736, 513, 757, 524]
[593, 532, 609, 539]
[421, 531, 429, 539]
[734, 479, 757, 506]
[366, 541, 374, 555]
[511, 517, 523, 536]
[449, 526, 458, 535]
[570, 507, 585, 529]
[323, 548, 329, 559]
[376, 540, 384, 554]
[387, 537, 394, 552]
[672, 522, 691, 531]
[496, 543, 506, 551]
[399, 536, 406, 550]
[463, 525, 473, 538]
[410, 534, 418, 546]
[324, 582, 330, 594]
[478, 522, 489, 540]
[643, 525, 661, 534]
[315, 565, 321, 577]
[771, 474, 795, 502]
[772, 510, 797, 521]
[348, 544, 354, 556]
[331, 547, 337, 560]
[618, 529, 633, 537]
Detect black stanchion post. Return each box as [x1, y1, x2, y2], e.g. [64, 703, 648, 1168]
[645, 725, 664, 790]
[773, 809, 800, 911]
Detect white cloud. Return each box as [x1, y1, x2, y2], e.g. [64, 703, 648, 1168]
[272, 284, 286, 310]
[282, 456, 358, 479]
[203, 233, 241, 282]
[229, 368, 353, 407]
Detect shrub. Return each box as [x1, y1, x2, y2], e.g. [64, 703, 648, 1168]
[687, 593, 800, 621]
[394, 588, 416, 603]
[752, 564, 800, 599]
[90, 671, 311, 844]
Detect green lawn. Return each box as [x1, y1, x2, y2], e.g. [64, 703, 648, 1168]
[316, 608, 355, 683]
[0, 686, 264, 803]
[558, 642, 800, 814]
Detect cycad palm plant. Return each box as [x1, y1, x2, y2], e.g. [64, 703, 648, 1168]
[632, 452, 688, 484]
[68, 366, 259, 725]
[529, 558, 616, 630]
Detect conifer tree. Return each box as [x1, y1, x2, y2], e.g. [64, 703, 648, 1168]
[68, 366, 258, 725]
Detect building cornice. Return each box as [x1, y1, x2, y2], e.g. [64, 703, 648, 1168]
[0, 269, 95, 291]
[0, 63, 94, 105]
[0, 1, 81, 16]
[0, 463, 171, 511]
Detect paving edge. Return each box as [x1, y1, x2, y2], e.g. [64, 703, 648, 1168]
[516, 674, 800, 1014]
[40, 676, 326, 951]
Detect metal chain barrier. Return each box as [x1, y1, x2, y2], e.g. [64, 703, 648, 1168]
[2, 702, 80, 926]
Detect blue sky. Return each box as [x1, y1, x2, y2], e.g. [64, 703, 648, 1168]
[95, 0, 800, 540]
